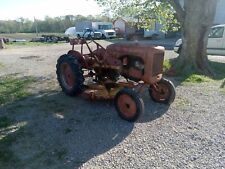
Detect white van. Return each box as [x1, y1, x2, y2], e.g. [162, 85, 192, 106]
[174, 24, 225, 55]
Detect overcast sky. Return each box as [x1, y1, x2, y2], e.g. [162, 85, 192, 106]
[0, 0, 104, 20]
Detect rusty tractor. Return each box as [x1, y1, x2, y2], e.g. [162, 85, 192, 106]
[56, 32, 176, 122]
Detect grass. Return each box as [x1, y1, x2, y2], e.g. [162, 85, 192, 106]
[166, 59, 225, 83]
[0, 135, 16, 163]
[163, 59, 171, 72]
[0, 117, 11, 128]
[6, 42, 54, 48]
[0, 117, 16, 163]
[220, 80, 225, 94]
[0, 63, 4, 68]
[184, 74, 213, 83]
[0, 76, 33, 105]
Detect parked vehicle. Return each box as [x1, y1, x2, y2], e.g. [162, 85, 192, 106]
[92, 22, 116, 39]
[75, 21, 102, 39]
[56, 32, 176, 122]
[174, 24, 225, 55]
[144, 30, 160, 39]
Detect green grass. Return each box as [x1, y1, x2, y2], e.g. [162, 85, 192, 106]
[6, 41, 56, 48]
[170, 60, 225, 83]
[0, 116, 16, 163]
[163, 59, 171, 72]
[0, 63, 4, 68]
[0, 135, 16, 163]
[0, 117, 11, 128]
[184, 74, 213, 83]
[0, 76, 33, 105]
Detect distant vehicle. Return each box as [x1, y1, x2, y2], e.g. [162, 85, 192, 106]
[75, 21, 102, 39]
[92, 22, 116, 39]
[65, 27, 77, 38]
[144, 30, 160, 39]
[126, 29, 144, 40]
[12, 39, 26, 42]
[174, 24, 225, 55]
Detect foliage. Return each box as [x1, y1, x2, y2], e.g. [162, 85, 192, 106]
[0, 76, 33, 105]
[96, 0, 180, 32]
[0, 14, 110, 33]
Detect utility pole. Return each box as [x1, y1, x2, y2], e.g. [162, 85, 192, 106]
[34, 17, 38, 37]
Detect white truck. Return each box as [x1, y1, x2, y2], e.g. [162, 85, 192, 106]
[92, 22, 116, 39]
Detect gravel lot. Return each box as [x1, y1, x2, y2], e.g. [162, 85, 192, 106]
[0, 40, 225, 169]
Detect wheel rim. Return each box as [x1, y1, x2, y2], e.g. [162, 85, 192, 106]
[61, 63, 75, 89]
[117, 94, 137, 118]
[151, 83, 170, 102]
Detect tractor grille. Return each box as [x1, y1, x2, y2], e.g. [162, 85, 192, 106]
[152, 53, 164, 76]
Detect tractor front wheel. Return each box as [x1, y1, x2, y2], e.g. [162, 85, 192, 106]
[114, 88, 144, 122]
[56, 54, 84, 96]
[149, 78, 175, 104]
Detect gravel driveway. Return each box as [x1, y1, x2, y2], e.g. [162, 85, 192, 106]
[0, 41, 225, 169]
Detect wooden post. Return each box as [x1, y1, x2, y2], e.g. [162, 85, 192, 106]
[0, 38, 5, 49]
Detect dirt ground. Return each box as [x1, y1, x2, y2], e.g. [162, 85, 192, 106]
[0, 41, 225, 169]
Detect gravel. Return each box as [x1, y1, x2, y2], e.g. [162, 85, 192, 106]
[0, 42, 225, 169]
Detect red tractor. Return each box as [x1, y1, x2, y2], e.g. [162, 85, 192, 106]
[56, 33, 175, 122]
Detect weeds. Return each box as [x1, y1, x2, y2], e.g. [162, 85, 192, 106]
[0, 76, 34, 105]
[163, 59, 171, 72]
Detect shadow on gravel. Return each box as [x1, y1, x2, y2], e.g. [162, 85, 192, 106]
[0, 91, 134, 169]
[137, 90, 170, 123]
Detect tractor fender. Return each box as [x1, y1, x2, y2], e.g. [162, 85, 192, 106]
[67, 50, 87, 68]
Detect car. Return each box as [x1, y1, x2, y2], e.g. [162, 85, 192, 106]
[174, 24, 225, 55]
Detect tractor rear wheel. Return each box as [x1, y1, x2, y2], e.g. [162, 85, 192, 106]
[114, 88, 144, 122]
[56, 54, 84, 96]
[149, 78, 175, 104]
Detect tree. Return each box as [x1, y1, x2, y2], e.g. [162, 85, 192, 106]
[170, 0, 217, 75]
[96, 0, 218, 75]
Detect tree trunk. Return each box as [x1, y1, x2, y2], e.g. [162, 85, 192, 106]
[173, 0, 217, 75]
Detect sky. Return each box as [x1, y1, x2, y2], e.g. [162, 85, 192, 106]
[0, 0, 104, 20]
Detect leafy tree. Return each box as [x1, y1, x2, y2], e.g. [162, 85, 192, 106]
[96, 0, 218, 75]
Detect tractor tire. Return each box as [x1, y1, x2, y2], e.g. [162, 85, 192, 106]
[56, 54, 84, 96]
[114, 88, 144, 122]
[149, 77, 176, 104]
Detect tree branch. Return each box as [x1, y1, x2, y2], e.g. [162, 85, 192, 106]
[169, 0, 185, 23]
